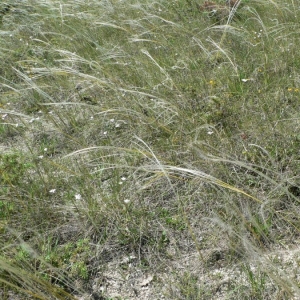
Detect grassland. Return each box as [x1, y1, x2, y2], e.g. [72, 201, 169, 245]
[1, 0, 300, 299]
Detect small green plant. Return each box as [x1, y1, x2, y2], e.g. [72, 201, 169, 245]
[0, 153, 32, 186]
[241, 264, 268, 300]
[247, 214, 273, 246]
[0, 200, 15, 219]
[70, 261, 88, 280]
[42, 238, 91, 282]
[158, 208, 186, 230]
[166, 272, 212, 299]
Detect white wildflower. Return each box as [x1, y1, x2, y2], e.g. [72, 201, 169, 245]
[241, 78, 254, 82]
[49, 189, 56, 194]
[75, 194, 82, 200]
[119, 177, 127, 185]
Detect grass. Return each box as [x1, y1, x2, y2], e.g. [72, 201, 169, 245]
[1, 0, 300, 299]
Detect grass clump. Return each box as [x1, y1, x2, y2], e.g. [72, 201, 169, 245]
[1, 0, 300, 299]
